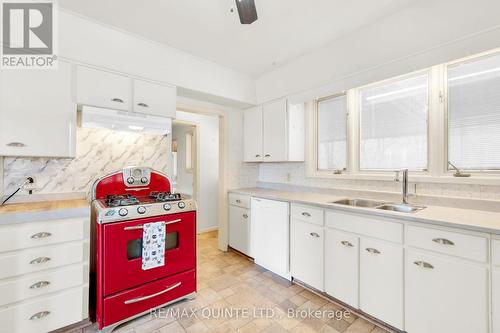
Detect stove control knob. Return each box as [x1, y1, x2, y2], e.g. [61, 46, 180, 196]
[137, 206, 146, 214]
[126, 177, 134, 184]
[178, 201, 186, 209]
[118, 208, 128, 217]
[163, 203, 171, 211]
[140, 177, 148, 184]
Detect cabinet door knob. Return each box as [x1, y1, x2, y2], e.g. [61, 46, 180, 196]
[7, 142, 26, 147]
[30, 257, 51, 265]
[309, 232, 320, 238]
[242, 213, 248, 219]
[301, 212, 311, 217]
[365, 248, 381, 255]
[111, 98, 124, 103]
[30, 281, 51, 289]
[29, 311, 50, 320]
[255, 154, 261, 157]
[31, 232, 52, 239]
[264, 154, 271, 157]
[414, 261, 434, 269]
[340, 240, 353, 247]
[137, 102, 149, 108]
[235, 199, 241, 203]
[432, 238, 454, 246]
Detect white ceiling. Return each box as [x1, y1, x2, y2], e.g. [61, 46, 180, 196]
[59, 0, 418, 78]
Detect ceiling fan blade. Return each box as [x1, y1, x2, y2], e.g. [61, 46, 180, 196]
[235, 0, 258, 24]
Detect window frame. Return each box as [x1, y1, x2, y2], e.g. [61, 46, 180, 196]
[444, 49, 500, 175]
[306, 47, 500, 184]
[315, 92, 349, 174]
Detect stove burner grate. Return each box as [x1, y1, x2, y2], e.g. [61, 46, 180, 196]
[149, 191, 182, 202]
[105, 194, 140, 207]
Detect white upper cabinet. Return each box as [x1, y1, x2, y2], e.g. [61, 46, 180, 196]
[0, 61, 76, 157]
[243, 98, 304, 162]
[243, 106, 263, 162]
[76, 66, 132, 111]
[133, 80, 176, 117]
[263, 99, 288, 161]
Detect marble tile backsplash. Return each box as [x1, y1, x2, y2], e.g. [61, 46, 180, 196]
[3, 127, 170, 196]
[258, 163, 500, 200]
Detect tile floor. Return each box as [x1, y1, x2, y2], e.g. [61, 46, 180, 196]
[78, 231, 390, 333]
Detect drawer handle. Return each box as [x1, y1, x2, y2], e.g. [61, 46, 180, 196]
[242, 214, 248, 219]
[30, 257, 51, 265]
[432, 238, 454, 246]
[365, 248, 381, 255]
[255, 154, 261, 158]
[264, 154, 271, 157]
[124, 282, 182, 304]
[310, 232, 320, 238]
[123, 219, 181, 230]
[137, 102, 149, 108]
[236, 199, 241, 203]
[111, 98, 124, 103]
[414, 261, 434, 270]
[301, 212, 311, 217]
[31, 232, 52, 239]
[30, 281, 51, 289]
[7, 142, 27, 147]
[29, 311, 50, 320]
[340, 240, 353, 247]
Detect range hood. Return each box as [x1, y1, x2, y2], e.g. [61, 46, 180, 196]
[81, 106, 172, 135]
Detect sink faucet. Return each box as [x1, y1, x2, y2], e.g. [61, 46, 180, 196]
[394, 169, 409, 204]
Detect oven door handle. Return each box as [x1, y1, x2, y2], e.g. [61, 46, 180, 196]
[124, 282, 182, 304]
[123, 219, 182, 230]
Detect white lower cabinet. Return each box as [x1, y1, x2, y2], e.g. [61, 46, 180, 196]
[405, 249, 488, 333]
[229, 205, 251, 256]
[251, 197, 290, 279]
[359, 237, 403, 330]
[493, 268, 500, 333]
[290, 219, 324, 290]
[325, 229, 359, 308]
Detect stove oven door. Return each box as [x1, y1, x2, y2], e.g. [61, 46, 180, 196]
[102, 211, 196, 296]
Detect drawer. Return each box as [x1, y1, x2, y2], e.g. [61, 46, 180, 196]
[103, 268, 196, 327]
[493, 239, 500, 266]
[229, 193, 250, 208]
[0, 286, 88, 333]
[0, 217, 87, 254]
[406, 225, 488, 262]
[0, 241, 87, 280]
[0, 264, 88, 307]
[325, 210, 402, 243]
[291, 204, 324, 226]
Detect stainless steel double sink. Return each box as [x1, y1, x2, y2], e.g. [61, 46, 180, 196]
[329, 198, 426, 213]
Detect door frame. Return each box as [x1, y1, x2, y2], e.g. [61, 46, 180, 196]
[176, 101, 228, 251]
[172, 120, 199, 203]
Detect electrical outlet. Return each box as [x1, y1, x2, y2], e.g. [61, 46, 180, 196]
[22, 177, 36, 194]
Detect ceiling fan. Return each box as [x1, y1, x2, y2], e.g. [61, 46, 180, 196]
[233, 0, 258, 24]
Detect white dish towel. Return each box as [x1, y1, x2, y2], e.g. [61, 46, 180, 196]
[142, 221, 166, 270]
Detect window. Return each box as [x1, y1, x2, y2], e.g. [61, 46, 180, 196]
[448, 53, 500, 170]
[359, 74, 429, 171]
[317, 94, 347, 171]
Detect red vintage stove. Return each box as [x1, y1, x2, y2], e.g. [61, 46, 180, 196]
[90, 167, 196, 333]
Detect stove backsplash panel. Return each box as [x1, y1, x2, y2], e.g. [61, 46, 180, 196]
[3, 127, 170, 195]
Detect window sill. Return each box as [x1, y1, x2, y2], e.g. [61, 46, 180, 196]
[307, 171, 500, 186]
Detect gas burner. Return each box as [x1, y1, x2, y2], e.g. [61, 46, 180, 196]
[105, 194, 139, 207]
[149, 191, 182, 202]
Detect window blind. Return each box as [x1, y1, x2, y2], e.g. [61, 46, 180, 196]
[317, 94, 347, 170]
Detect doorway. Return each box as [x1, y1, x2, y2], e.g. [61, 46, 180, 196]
[171, 121, 197, 199]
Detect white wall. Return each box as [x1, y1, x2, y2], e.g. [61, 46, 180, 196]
[172, 124, 194, 195]
[175, 111, 219, 233]
[256, 0, 500, 104]
[57, 9, 256, 106]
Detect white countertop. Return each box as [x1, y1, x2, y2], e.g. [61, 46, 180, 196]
[0, 199, 90, 224]
[229, 187, 500, 234]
